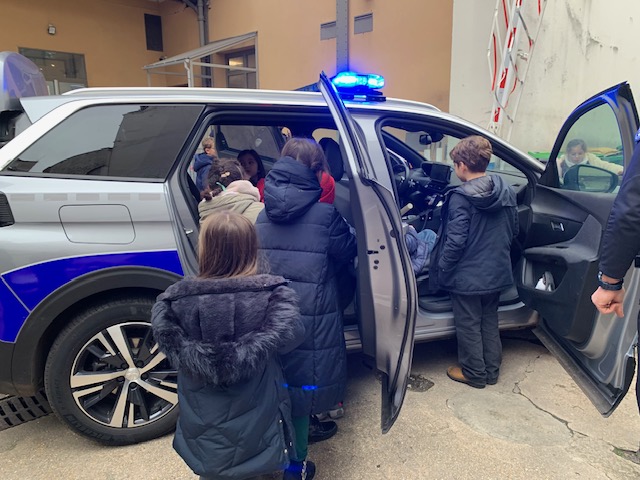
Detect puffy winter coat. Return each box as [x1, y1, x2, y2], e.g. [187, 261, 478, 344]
[198, 180, 264, 224]
[430, 174, 519, 295]
[151, 274, 304, 479]
[194, 152, 214, 191]
[255, 156, 357, 416]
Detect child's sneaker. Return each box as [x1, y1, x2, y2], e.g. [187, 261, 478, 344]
[315, 402, 344, 421]
[283, 459, 316, 480]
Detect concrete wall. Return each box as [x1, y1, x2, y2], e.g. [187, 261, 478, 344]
[0, 0, 168, 87]
[450, 0, 640, 153]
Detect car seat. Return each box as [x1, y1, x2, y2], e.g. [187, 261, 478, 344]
[319, 137, 345, 181]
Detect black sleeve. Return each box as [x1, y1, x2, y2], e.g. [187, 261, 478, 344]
[264, 285, 305, 355]
[327, 208, 358, 265]
[438, 193, 471, 272]
[599, 141, 640, 279]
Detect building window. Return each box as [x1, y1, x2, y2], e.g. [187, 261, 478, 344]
[226, 49, 256, 89]
[321, 21, 337, 40]
[354, 13, 373, 34]
[18, 48, 88, 94]
[144, 14, 164, 52]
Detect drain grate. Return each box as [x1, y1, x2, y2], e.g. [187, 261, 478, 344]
[0, 391, 52, 431]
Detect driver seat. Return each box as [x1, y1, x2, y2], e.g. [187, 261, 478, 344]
[319, 137, 345, 181]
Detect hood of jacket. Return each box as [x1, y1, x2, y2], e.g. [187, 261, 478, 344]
[151, 274, 297, 385]
[263, 156, 322, 223]
[198, 182, 264, 223]
[222, 180, 260, 201]
[194, 152, 213, 172]
[453, 174, 516, 212]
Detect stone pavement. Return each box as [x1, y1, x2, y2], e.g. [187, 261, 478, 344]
[1, 334, 639, 480]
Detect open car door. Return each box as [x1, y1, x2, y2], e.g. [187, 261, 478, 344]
[318, 73, 417, 433]
[518, 82, 639, 416]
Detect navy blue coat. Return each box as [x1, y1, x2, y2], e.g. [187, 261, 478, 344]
[599, 138, 640, 279]
[194, 152, 214, 191]
[430, 174, 518, 295]
[151, 275, 304, 479]
[255, 156, 357, 416]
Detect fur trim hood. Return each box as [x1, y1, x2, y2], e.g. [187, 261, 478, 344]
[151, 274, 302, 385]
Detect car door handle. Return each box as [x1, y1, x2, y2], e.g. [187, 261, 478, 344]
[551, 221, 564, 232]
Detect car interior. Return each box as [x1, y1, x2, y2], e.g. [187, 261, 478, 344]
[179, 107, 539, 329]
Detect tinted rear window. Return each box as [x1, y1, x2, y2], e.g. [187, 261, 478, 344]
[3, 104, 203, 179]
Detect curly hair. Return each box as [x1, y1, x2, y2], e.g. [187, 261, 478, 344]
[449, 135, 492, 173]
[201, 158, 245, 201]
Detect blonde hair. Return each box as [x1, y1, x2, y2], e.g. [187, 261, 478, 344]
[198, 211, 258, 279]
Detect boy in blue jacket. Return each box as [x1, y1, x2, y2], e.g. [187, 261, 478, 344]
[430, 135, 519, 388]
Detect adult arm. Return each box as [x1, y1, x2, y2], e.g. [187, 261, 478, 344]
[592, 141, 640, 317]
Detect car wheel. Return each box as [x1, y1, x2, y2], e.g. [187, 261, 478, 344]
[44, 297, 178, 445]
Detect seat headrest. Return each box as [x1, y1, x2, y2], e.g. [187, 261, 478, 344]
[319, 137, 344, 181]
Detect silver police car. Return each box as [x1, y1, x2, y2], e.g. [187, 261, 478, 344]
[0, 52, 638, 444]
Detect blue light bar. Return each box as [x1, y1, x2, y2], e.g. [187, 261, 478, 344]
[332, 71, 385, 90]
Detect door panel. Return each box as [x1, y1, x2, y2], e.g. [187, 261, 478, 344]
[524, 83, 639, 415]
[318, 73, 417, 433]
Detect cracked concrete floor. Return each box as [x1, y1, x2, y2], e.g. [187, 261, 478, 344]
[1, 335, 639, 479]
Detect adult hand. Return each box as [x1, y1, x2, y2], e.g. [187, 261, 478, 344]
[591, 286, 625, 317]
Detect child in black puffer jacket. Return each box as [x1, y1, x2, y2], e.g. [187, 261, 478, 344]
[151, 211, 307, 480]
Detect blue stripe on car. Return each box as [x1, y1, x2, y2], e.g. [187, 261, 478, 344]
[0, 279, 30, 343]
[0, 250, 183, 343]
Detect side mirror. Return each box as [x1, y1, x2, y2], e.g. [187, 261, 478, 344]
[563, 164, 618, 193]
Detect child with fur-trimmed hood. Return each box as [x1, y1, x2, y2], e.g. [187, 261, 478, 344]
[151, 211, 305, 480]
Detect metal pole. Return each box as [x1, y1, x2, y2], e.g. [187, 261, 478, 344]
[198, 0, 212, 87]
[336, 0, 349, 73]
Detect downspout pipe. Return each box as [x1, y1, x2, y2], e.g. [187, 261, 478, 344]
[185, 0, 211, 86]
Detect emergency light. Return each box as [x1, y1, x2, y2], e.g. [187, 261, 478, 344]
[330, 72, 386, 102]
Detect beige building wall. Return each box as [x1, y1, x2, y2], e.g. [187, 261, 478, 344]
[0, 1, 453, 110]
[0, 0, 169, 88]
[349, 0, 452, 110]
[200, 0, 452, 110]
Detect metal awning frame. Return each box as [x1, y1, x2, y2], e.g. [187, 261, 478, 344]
[143, 31, 258, 87]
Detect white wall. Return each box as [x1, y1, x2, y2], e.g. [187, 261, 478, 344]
[450, 0, 640, 153]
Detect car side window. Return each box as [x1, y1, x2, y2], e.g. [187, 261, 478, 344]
[216, 124, 282, 162]
[549, 103, 624, 193]
[3, 104, 203, 180]
[381, 125, 527, 186]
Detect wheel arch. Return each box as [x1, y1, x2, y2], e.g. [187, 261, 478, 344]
[10, 266, 182, 396]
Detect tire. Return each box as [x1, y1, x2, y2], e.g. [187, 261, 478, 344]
[44, 297, 179, 445]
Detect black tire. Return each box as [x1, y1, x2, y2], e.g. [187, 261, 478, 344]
[44, 297, 179, 445]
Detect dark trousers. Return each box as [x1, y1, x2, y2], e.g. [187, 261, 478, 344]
[451, 292, 502, 385]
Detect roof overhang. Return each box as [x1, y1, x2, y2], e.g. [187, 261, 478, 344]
[144, 31, 256, 69]
[143, 31, 257, 87]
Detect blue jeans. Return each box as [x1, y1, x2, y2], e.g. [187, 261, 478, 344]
[417, 229, 437, 255]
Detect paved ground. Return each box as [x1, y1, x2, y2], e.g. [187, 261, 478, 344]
[1, 333, 639, 480]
